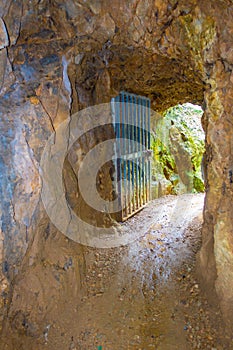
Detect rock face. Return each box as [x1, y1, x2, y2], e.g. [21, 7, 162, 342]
[1, 0, 233, 347]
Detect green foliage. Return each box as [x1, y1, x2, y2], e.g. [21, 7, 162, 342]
[193, 175, 205, 192]
[151, 134, 176, 180]
[151, 103, 205, 195]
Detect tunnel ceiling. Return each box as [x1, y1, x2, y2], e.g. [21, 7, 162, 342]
[1, 0, 212, 113]
[76, 47, 205, 111]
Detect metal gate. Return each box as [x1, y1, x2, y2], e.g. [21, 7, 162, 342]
[111, 91, 151, 221]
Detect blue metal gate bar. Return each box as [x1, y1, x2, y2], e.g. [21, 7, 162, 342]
[129, 95, 135, 212]
[121, 92, 126, 217]
[144, 97, 148, 204]
[126, 94, 131, 215]
[111, 91, 151, 221]
[138, 97, 142, 208]
[144, 98, 147, 204]
[142, 97, 145, 204]
[147, 98, 151, 202]
[111, 94, 122, 216]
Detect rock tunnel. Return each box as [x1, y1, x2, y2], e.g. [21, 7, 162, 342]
[1, 0, 233, 348]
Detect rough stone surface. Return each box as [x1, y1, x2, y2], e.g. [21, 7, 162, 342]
[0, 0, 233, 347]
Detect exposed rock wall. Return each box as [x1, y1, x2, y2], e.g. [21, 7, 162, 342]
[198, 1, 233, 329]
[0, 0, 233, 347]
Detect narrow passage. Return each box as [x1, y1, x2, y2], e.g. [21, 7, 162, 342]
[59, 193, 228, 349]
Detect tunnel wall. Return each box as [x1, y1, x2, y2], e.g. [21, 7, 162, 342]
[0, 0, 233, 345]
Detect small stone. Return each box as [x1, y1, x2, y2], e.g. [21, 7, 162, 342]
[74, 54, 84, 65]
[99, 13, 115, 37]
[30, 96, 39, 105]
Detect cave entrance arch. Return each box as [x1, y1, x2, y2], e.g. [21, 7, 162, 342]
[111, 91, 152, 221]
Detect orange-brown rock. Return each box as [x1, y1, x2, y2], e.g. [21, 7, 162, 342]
[1, 0, 233, 347]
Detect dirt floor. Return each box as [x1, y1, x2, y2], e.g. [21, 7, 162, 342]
[46, 194, 232, 349]
[2, 193, 232, 349]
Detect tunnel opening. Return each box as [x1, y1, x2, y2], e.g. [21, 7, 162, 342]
[64, 90, 206, 226]
[151, 102, 205, 199]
